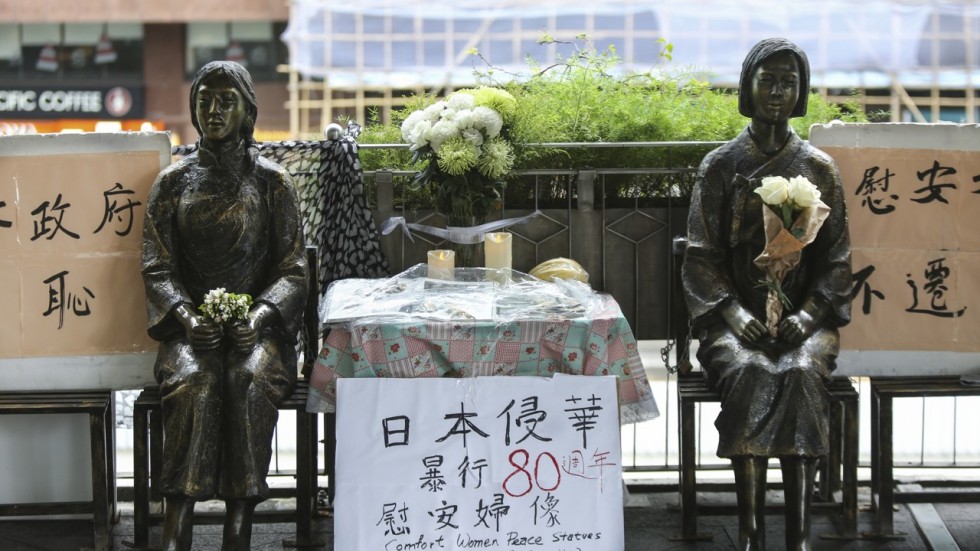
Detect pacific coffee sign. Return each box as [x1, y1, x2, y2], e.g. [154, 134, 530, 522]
[0, 86, 143, 119]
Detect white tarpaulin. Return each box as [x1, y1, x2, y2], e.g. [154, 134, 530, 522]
[283, 0, 979, 89]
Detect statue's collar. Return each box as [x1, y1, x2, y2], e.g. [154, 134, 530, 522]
[739, 127, 803, 180]
[741, 126, 800, 158]
[196, 139, 258, 172]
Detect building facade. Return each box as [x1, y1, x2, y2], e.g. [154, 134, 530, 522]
[0, 2, 291, 145]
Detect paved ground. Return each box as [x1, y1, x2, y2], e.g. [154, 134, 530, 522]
[2, 482, 978, 550]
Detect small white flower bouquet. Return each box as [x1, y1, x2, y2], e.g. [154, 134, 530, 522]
[753, 175, 830, 335]
[199, 288, 253, 325]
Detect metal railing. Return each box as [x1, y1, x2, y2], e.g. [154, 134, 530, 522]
[363, 143, 708, 343]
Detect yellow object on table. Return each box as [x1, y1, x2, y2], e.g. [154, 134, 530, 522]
[529, 257, 590, 284]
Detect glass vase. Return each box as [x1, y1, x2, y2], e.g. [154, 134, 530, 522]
[446, 213, 482, 268]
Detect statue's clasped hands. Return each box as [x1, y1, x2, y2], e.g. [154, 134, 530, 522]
[722, 297, 826, 346]
[175, 303, 223, 351]
[175, 302, 274, 353]
[227, 303, 274, 353]
[777, 310, 815, 345]
[722, 301, 768, 343]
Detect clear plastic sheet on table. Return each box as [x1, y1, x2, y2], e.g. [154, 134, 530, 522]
[311, 265, 660, 424]
[319, 264, 606, 327]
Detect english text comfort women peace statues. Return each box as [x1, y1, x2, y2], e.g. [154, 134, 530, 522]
[142, 61, 308, 551]
[683, 38, 852, 550]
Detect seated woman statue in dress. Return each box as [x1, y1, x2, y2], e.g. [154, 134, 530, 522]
[682, 38, 852, 551]
[141, 61, 308, 551]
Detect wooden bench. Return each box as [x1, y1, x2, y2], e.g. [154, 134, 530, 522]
[868, 376, 980, 537]
[0, 390, 115, 551]
[129, 382, 321, 549]
[675, 372, 860, 540]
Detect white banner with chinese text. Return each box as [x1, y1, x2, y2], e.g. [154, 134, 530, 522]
[334, 374, 623, 550]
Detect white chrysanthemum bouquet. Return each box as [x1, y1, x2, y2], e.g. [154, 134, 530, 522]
[753, 175, 830, 335]
[199, 288, 253, 325]
[400, 87, 517, 223]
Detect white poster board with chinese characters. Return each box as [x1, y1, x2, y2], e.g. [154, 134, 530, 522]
[811, 122, 980, 375]
[334, 374, 623, 550]
[0, 132, 169, 390]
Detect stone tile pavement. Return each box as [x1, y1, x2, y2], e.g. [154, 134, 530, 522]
[3, 482, 977, 550]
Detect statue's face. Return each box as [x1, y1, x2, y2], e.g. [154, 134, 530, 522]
[195, 73, 245, 144]
[750, 51, 799, 124]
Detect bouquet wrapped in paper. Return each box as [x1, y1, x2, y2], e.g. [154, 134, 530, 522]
[753, 175, 830, 336]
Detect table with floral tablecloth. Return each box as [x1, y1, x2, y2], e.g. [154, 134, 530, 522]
[307, 293, 659, 424]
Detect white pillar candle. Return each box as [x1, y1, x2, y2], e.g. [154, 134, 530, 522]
[484, 232, 512, 283]
[427, 249, 455, 280]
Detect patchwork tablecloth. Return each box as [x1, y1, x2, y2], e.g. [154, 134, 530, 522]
[307, 294, 659, 424]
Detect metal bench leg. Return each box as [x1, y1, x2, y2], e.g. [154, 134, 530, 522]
[670, 394, 711, 541]
[680, 398, 697, 538]
[296, 411, 312, 545]
[309, 413, 319, 505]
[89, 406, 111, 551]
[150, 409, 163, 501]
[869, 385, 880, 514]
[820, 390, 859, 541]
[863, 386, 904, 540]
[879, 392, 896, 535]
[105, 399, 118, 523]
[842, 396, 859, 536]
[129, 403, 151, 549]
[324, 412, 336, 505]
[283, 410, 322, 549]
[283, 404, 324, 548]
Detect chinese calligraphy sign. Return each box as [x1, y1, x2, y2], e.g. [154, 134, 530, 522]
[816, 138, 979, 353]
[0, 134, 165, 359]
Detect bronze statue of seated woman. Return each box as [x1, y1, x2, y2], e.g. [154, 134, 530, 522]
[683, 38, 852, 551]
[141, 61, 308, 551]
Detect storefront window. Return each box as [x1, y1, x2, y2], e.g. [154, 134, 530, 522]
[0, 22, 143, 81]
[186, 21, 287, 81]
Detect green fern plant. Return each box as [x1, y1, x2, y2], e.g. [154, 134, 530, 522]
[358, 35, 868, 174]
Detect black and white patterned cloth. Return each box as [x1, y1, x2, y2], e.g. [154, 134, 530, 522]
[171, 126, 390, 294]
[311, 125, 391, 289]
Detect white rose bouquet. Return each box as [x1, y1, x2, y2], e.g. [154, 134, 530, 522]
[199, 288, 253, 325]
[400, 87, 517, 226]
[752, 175, 830, 336]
